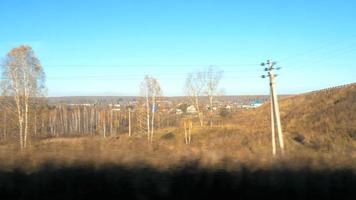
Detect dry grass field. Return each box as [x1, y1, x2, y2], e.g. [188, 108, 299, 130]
[0, 84, 355, 172]
[0, 84, 355, 199]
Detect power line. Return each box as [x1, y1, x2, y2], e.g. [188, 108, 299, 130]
[280, 34, 356, 63]
[0, 63, 262, 73]
[26, 63, 260, 68]
[293, 43, 355, 63]
[44, 69, 260, 78]
[0, 63, 263, 80]
[284, 47, 356, 72]
[43, 75, 259, 81]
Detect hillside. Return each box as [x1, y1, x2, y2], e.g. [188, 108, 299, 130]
[231, 83, 356, 159]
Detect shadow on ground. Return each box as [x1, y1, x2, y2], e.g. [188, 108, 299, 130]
[0, 162, 355, 200]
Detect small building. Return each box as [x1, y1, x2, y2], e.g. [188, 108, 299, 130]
[205, 105, 218, 112]
[69, 103, 93, 107]
[242, 100, 263, 109]
[109, 104, 121, 108]
[225, 105, 232, 110]
[251, 100, 263, 108]
[176, 109, 183, 115]
[186, 105, 197, 114]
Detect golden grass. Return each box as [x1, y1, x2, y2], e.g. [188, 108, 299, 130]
[0, 126, 354, 172]
[0, 84, 355, 172]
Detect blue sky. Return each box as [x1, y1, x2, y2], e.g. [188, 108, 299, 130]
[0, 0, 355, 96]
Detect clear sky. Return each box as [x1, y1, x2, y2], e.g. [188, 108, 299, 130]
[0, 0, 355, 96]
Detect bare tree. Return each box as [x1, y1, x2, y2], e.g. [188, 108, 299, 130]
[143, 78, 150, 140]
[1, 45, 46, 149]
[183, 117, 192, 144]
[127, 105, 133, 137]
[204, 66, 223, 127]
[185, 71, 205, 127]
[140, 75, 162, 142]
[185, 67, 223, 127]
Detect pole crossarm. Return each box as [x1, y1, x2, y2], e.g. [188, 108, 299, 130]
[261, 60, 285, 155]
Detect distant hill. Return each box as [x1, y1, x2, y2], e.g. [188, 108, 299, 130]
[46, 95, 277, 105]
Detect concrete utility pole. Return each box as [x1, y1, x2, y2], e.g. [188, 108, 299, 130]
[261, 60, 285, 155]
[270, 92, 276, 155]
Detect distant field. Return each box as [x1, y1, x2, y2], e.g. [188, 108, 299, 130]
[0, 84, 355, 199]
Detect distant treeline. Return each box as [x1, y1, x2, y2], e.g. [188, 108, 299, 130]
[46, 95, 273, 105]
[0, 102, 180, 140]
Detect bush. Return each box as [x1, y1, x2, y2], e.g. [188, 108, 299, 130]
[161, 132, 175, 140]
[219, 108, 231, 118]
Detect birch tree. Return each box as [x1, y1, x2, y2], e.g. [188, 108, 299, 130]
[185, 67, 223, 127]
[127, 105, 133, 137]
[140, 75, 162, 142]
[185, 71, 205, 127]
[204, 66, 223, 127]
[1, 45, 46, 149]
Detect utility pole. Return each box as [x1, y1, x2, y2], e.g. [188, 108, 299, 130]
[261, 60, 285, 155]
[270, 92, 276, 155]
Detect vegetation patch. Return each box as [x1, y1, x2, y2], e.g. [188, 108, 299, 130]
[160, 132, 175, 140]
